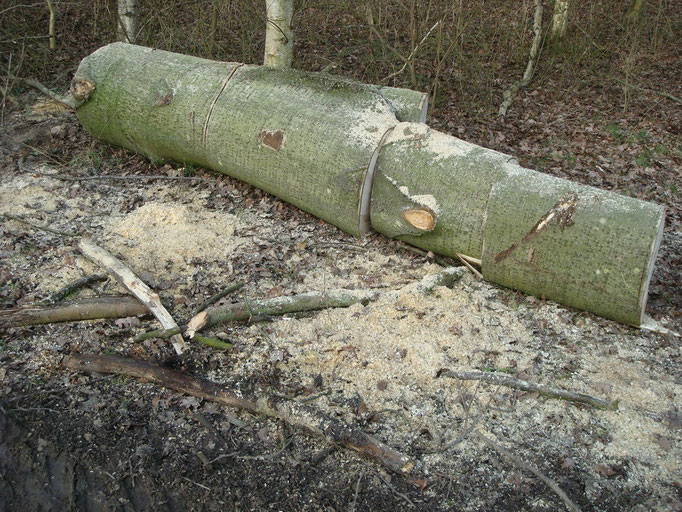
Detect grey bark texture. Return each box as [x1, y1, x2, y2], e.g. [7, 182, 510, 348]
[72, 43, 665, 326]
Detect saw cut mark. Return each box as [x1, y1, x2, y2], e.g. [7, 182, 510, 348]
[358, 125, 396, 235]
[494, 193, 579, 264]
[202, 64, 243, 147]
[259, 129, 285, 150]
[403, 207, 436, 231]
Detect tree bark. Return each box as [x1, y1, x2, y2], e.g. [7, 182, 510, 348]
[0, 296, 147, 328]
[117, 0, 137, 43]
[71, 43, 665, 326]
[264, 0, 294, 68]
[551, 0, 570, 40]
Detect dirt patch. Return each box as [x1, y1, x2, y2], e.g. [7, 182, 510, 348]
[1, 100, 681, 511]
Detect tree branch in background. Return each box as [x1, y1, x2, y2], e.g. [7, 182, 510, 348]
[499, 0, 544, 117]
[45, 0, 56, 49]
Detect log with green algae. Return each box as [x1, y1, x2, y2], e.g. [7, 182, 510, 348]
[72, 43, 665, 326]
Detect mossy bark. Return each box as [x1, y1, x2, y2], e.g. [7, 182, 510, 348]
[73, 43, 665, 326]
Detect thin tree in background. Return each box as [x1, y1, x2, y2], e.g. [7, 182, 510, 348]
[118, 0, 137, 43]
[551, 0, 569, 40]
[264, 0, 294, 68]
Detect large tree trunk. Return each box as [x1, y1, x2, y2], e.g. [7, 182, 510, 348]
[71, 43, 665, 326]
[264, 0, 294, 68]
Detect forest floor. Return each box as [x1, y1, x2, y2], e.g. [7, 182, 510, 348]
[1, 34, 681, 512]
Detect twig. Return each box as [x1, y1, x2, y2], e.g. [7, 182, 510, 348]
[49, 174, 204, 182]
[498, 0, 544, 117]
[7, 74, 74, 108]
[64, 354, 427, 487]
[455, 253, 483, 279]
[2, 213, 79, 237]
[192, 281, 245, 316]
[383, 20, 442, 83]
[475, 432, 581, 512]
[78, 239, 187, 354]
[0, 296, 148, 328]
[193, 333, 232, 350]
[377, 470, 415, 507]
[440, 370, 617, 410]
[186, 289, 379, 337]
[133, 327, 181, 342]
[41, 274, 108, 304]
[350, 473, 363, 512]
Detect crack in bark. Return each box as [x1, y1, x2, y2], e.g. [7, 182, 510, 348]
[494, 193, 578, 264]
[201, 64, 243, 147]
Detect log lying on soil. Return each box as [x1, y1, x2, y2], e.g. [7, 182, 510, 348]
[186, 289, 379, 337]
[0, 296, 147, 328]
[72, 43, 665, 326]
[64, 354, 426, 487]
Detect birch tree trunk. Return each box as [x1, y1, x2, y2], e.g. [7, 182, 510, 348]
[551, 0, 570, 40]
[264, 0, 294, 68]
[71, 43, 665, 326]
[117, 0, 138, 43]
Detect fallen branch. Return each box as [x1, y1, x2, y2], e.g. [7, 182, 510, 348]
[41, 274, 108, 304]
[64, 353, 426, 487]
[49, 174, 204, 182]
[440, 370, 618, 410]
[0, 296, 147, 328]
[475, 431, 581, 512]
[186, 289, 379, 337]
[192, 281, 245, 316]
[78, 239, 187, 354]
[498, 0, 544, 117]
[8, 74, 75, 109]
[3, 213, 79, 237]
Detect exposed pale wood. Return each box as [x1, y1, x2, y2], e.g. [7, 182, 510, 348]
[64, 354, 426, 487]
[78, 239, 187, 354]
[0, 296, 147, 328]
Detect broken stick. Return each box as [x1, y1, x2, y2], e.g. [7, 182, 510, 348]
[186, 289, 378, 337]
[64, 353, 426, 487]
[78, 239, 187, 354]
[0, 296, 147, 328]
[440, 370, 618, 410]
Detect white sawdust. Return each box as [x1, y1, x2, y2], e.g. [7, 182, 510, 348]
[344, 98, 399, 149]
[102, 201, 241, 276]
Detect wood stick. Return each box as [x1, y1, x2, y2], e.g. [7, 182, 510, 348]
[0, 296, 147, 328]
[441, 370, 617, 410]
[186, 289, 379, 337]
[64, 354, 426, 488]
[78, 239, 187, 354]
[475, 432, 581, 512]
[41, 274, 108, 304]
[3, 213, 79, 237]
[455, 253, 483, 279]
[191, 281, 245, 316]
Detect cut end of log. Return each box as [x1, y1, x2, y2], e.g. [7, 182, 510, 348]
[403, 207, 436, 231]
[186, 310, 208, 338]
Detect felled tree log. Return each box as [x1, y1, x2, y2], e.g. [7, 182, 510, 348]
[72, 43, 665, 326]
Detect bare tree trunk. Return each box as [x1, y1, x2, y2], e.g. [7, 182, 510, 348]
[46, 0, 56, 49]
[626, 0, 645, 26]
[551, 0, 569, 40]
[117, 0, 137, 43]
[264, 0, 294, 68]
